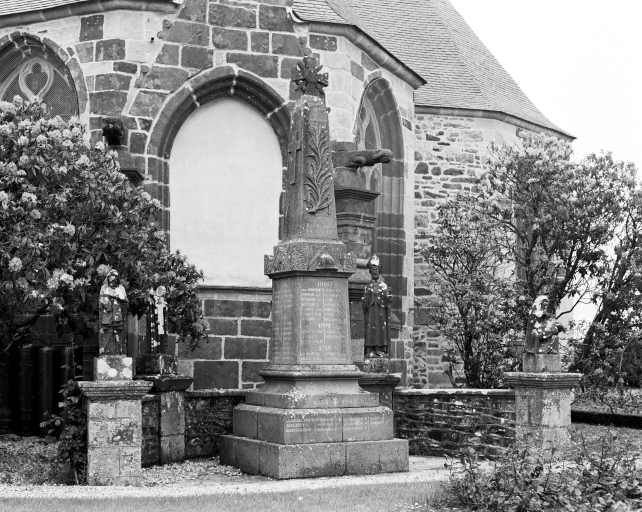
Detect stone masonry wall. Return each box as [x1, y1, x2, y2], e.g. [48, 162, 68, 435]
[0, 0, 418, 389]
[184, 390, 245, 458]
[174, 293, 272, 390]
[412, 114, 522, 388]
[178, 389, 514, 462]
[394, 389, 515, 459]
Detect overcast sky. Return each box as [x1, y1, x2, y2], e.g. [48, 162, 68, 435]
[449, 0, 642, 172]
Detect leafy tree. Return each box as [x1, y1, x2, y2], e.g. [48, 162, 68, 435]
[574, 186, 642, 406]
[0, 96, 209, 360]
[476, 134, 634, 318]
[421, 133, 638, 389]
[421, 196, 524, 388]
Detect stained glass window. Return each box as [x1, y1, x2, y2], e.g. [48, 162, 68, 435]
[0, 36, 78, 119]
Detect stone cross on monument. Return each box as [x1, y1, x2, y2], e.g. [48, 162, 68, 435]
[220, 46, 409, 479]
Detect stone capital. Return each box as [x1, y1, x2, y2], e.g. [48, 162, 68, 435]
[503, 372, 582, 390]
[78, 380, 153, 400]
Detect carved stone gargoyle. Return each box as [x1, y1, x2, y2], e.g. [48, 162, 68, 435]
[332, 149, 393, 169]
[102, 116, 125, 147]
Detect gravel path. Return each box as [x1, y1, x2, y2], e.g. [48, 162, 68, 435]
[0, 456, 451, 499]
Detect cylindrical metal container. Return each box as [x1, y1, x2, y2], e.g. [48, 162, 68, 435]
[37, 346, 60, 435]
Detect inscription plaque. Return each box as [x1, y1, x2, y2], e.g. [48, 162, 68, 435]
[343, 408, 393, 442]
[271, 280, 296, 363]
[271, 277, 351, 365]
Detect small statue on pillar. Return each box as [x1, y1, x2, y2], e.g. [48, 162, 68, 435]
[99, 270, 129, 355]
[362, 255, 392, 358]
[524, 295, 565, 354]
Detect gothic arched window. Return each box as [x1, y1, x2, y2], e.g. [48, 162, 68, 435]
[355, 94, 383, 202]
[0, 36, 78, 119]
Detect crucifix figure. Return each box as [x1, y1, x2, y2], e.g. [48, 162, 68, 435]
[148, 285, 167, 353]
[288, 130, 303, 185]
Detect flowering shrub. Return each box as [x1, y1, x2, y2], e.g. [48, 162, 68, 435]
[0, 96, 209, 357]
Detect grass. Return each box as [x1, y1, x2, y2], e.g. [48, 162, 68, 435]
[0, 482, 455, 512]
[570, 422, 642, 453]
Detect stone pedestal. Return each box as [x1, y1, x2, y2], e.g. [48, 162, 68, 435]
[220, 51, 408, 479]
[504, 354, 581, 459]
[137, 360, 192, 464]
[358, 371, 400, 409]
[78, 379, 152, 485]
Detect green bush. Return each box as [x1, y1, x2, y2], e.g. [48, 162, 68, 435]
[446, 430, 642, 511]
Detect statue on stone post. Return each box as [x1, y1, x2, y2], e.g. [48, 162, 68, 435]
[99, 270, 129, 355]
[524, 295, 565, 354]
[362, 255, 392, 358]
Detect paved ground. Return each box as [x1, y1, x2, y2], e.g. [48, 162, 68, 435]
[0, 456, 452, 498]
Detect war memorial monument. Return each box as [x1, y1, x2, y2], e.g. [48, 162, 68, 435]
[220, 47, 409, 479]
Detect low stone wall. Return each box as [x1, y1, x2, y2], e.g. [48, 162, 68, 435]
[140, 387, 516, 466]
[184, 390, 246, 459]
[394, 389, 515, 458]
[141, 394, 160, 468]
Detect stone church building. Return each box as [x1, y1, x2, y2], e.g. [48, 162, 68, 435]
[0, 0, 571, 389]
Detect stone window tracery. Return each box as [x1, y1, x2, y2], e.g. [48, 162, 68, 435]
[355, 94, 383, 200]
[0, 38, 78, 119]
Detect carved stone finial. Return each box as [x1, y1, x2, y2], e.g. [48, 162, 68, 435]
[102, 116, 124, 147]
[291, 47, 328, 98]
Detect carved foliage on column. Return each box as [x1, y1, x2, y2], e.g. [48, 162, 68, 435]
[304, 124, 333, 215]
[264, 244, 356, 276]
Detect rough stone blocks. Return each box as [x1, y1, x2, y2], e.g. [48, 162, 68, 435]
[232, 405, 395, 445]
[160, 435, 185, 464]
[95, 356, 133, 380]
[220, 436, 409, 480]
[362, 357, 389, 373]
[345, 439, 409, 475]
[160, 390, 185, 437]
[80, 380, 151, 486]
[523, 353, 562, 372]
[514, 388, 572, 427]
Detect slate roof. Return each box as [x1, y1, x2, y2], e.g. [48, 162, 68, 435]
[0, 0, 567, 135]
[293, 0, 569, 136]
